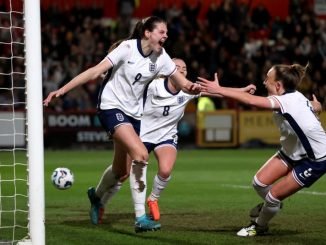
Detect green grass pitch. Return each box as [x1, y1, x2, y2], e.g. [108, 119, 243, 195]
[2, 148, 326, 244]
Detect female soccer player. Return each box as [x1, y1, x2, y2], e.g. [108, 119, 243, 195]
[98, 58, 256, 222]
[44, 16, 200, 233]
[197, 64, 326, 236]
[143, 58, 256, 221]
[141, 58, 199, 221]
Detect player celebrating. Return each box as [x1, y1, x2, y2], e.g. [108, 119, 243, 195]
[98, 58, 256, 222]
[143, 58, 256, 221]
[44, 16, 200, 233]
[197, 64, 326, 236]
[95, 58, 196, 222]
[141, 58, 199, 220]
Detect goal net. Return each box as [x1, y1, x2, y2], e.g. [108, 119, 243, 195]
[0, 0, 44, 244]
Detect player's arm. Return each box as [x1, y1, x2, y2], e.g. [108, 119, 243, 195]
[44, 58, 112, 106]
[201, 84, 256, 97]
[234, 84, 256, 94]
[44, 40, 131, 106]
[170, 70, 201, 94]
[200, 75, 256, 98]
[197, 73, 279, 110]
[58, 59, 111, 95]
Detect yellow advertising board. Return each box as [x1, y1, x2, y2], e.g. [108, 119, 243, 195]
[238, 111, 279, 144]
[196, 110, 237, 147]
[196, 111, 326, 147]
[319, 112, 326, 129]
[239, 111, 326, 145]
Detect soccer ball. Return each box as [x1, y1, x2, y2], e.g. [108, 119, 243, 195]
[51, 167, 74, 190]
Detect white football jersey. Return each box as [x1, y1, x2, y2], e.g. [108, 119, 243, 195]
[270, 91, 326, 161]
[140, 77, 199, 144]
[98, 39, 176, 120]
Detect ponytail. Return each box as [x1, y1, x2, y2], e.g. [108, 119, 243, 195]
[108, 16, 165, 52]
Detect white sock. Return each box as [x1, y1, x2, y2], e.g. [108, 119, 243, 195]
[148, 174, 171, 201]
[130, 160, 148, 218]
[253, 175, 272, 199]
[256, 191, 282, 227]
[96, 165, 118, 199]
[101, 181, 123, 205]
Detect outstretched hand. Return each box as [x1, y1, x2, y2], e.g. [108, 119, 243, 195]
[43, 88, 65, 106]
[197, 73, 221, 94]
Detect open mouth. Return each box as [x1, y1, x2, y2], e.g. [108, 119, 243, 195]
[159, 39, 165, 47]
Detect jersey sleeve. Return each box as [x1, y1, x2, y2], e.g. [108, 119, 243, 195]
[106, 41, 131, 66]
[269, 95, 285, 113]
[159, 49, 177, 77]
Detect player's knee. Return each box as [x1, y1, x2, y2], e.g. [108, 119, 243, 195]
[158, 172, 171, 180]
[252, 175, 271, 199]
[132, 148, 149, 162]
[159, 173, 170, 179]
[158, 165, 173, 179]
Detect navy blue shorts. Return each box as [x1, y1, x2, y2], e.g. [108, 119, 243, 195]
[278, 151, 326, 187]
[98, 109, 141, 138]
[143, 138, 178, 153]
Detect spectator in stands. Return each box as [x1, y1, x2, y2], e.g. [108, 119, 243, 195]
[38, 1, 326, 111]
[152, 2, 167, 20]
[182, 0, 201, 29]
[117, 0, 136, 18]
[251, 3, 271, 30]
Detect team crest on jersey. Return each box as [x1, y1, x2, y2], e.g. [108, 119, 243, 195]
[115, 113, 124, 121]
[177, 96, 185, 104]
[149, 63, 157, 73]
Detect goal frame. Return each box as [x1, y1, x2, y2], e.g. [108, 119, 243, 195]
[19, 0, 45, 244]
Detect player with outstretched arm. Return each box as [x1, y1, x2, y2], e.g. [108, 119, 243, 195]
[197, 64, 326, 236]
[98, 58, 256, 222]
[142, 58, 256, 221]
[44, 16, 200, 233]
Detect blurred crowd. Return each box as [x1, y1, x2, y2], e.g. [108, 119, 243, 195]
[1, 0, 326, 111]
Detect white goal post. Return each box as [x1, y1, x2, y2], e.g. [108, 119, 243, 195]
[0, 0, 44, 244]
[23, 0, 45, 244]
